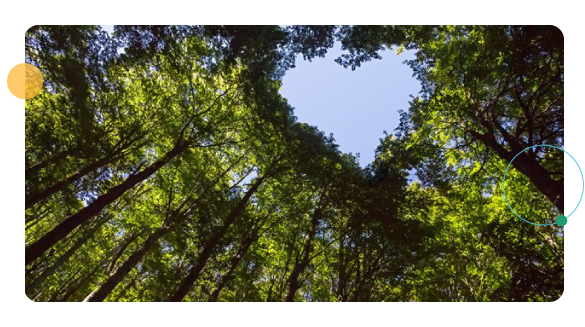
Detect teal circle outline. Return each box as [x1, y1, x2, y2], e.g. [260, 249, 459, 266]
[502, 145, 584, 226]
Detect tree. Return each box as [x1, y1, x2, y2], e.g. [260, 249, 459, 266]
[336, 25, 564, 212]
[25, 25, 563, 302]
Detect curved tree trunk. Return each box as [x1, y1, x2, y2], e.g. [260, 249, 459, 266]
[470, 130, 564, 212]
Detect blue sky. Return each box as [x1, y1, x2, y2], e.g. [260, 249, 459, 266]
[102, 25, 421, 167]
[281, 43, 421, 167]
[102, 25, 114, 33]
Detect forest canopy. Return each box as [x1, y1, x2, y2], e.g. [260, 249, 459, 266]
[24, 25, 563, 302]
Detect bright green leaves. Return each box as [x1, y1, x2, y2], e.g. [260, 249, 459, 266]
[25, 25, 563, 303]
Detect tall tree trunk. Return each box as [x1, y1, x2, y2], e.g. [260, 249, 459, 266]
[26, 134, 144, 209]
[25, 216, 109, 296]
[54, 257, 105, 302]
[82, 156, 245, 302]
[45, 270, 81, 302]
[84, 222, 175, 302]
[336, 235, 348, 302]
[168, 175, 267, 302]
[113, 270, 145, 302]
[26, 151, 120, 209]
[25, 139, 190, 266]
[49, 241, 121, 302]
[208, 228, 257, 302]
[106, 232, 141, 275]
[26, 146, 80, 179]
[285, 207, 321, 302]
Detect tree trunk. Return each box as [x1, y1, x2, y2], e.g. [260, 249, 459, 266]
[26, 146, 81, 179]
[285, 207, 320, 302]
[106, 232, 141, 275]
[50, 247, 114, 302]
[26, 151, 121, 209]
[113, 270, 145, 302]
[336, 235, 348, 302]
[513, 155, 564, 212]
[58, 267, 99, 302]
[55, 259, 103, 302]
[84, 223, 174, 302]
[25, 140, 190, 266]
[470, 130, 564, 212]
[82, 161, 241, 301]
[168, 175, 266, 302]
[208, 229, 256, 302]
[25, 216, 109, 296]
[26, 134, 144, 209]
[285, 267, 303, 302]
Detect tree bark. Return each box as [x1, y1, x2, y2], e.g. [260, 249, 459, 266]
[208, 228, 257, 301]
[26, 151, 121, 209]
[26, 145, 82, 179]
[25, 216, 109, 296]
[82, 156, 245, 301]
[470, 130, 564, 212]
[54, 258, 104, 302]
[106, 232, 141, 275]
[113, 270, 145, 302]
[168, 175, 266, 302]
[285, 207, 320, 302]
[25, 139, 190, 266]
[26, 134, 144, 209]
[84, 224, 174, 302]
[336, 234, 348, 302]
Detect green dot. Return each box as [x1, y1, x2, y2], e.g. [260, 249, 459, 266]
[556, 215, 567, 226]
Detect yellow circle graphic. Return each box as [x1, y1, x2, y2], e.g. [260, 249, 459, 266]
[7, 63, 44, 99]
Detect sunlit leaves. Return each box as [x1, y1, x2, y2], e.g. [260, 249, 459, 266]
[25, 25, 563, 302]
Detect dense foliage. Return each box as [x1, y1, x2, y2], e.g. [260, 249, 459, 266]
[25, 25, 563, 302]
